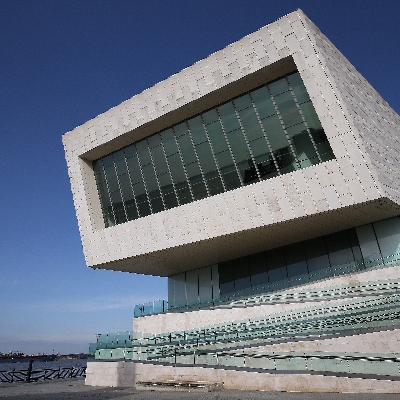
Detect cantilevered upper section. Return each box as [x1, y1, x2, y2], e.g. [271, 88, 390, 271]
[63, 9, 400, 276]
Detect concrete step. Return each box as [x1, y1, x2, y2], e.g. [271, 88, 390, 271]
[136, 380, 223, 392]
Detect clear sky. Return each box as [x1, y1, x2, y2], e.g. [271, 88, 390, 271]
[0, 0, 399, 355]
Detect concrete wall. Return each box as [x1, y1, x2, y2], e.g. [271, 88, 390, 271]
[63, 9, 400, 276]
[86, 360, 400, 393]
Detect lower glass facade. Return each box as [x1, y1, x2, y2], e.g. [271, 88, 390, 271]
[166, 217, 400, 310]
[93, 71, 335, 227]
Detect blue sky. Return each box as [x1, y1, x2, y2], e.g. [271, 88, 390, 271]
[0, 0, 399, 354]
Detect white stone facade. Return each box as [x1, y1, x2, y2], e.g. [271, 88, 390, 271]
[63, 9, 400, 276]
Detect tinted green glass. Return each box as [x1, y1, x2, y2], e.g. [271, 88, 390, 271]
[113, 152, 127, 175]
[251, 87, 276, 119]
[141, 164, 158, 193]
[123, 145, 136, 160]
[239, 108, 264, 141]
[94, 71, 336, 227]
[274, 91, 303, 128]
[288, 72, 310, 104]
[227, 128, 250, 164]
[218, 102, 240, 133]
[105, 164, 119, 193]
[177, 134, 197, 165]
[300, 101, 323, 130]
[248, 138, 277, 180]
[234, 94, 252, 111]
[262, 115, 287, 151]
[291, 131, 319, 168]
[215, 150, 241, 189]
[150, 145, 169, 175]
[202, 109, 219, 125]
[207, 121, 228, 153]
[161, 129, 178, 156]
[188, 116, 207, 145]
[174, 122, 189, 137]
[268, 78, 289, 96]
[118, 173, 134, 202]
[168, 153, 186, 184]
[126, 154, 142, 184]
[126, 202, 139, 221]
[205, 171, 224, 195]
[136, 141, 152, 166]
[196, 141, 217, 174]
[175, 181, 192, 204]
[310, 129, 335, 161]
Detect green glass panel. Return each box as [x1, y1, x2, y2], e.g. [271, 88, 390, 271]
[239, 108, 264, 141]
[136, 194, 151, 217]
[288, 72, 310, 104]
[141, 164, 158, 193]
[113, 152, 127, 175]
[118, 173, 134, 202]
[126, 202, 138, 221]
[126, 154, 142, 184]
[205, 171, 224, 195]
[151, 145, 169, 175]
[157, 172, 172, 188]
[292, 131, 319, 168]
[274, 91, 303, 128]
[188, 116, 207, 145]
[136, 140, 152, 166]
[227, 128, 250, 164]
[114, 206, 127, 224]
[191, 180, 208, 200]
[150, 196, 164, 213]
[175, 181, 192, 204]
[274, 147, 297, 174]
[286, 122, 307, 139]
[207, 121, 228, 153]
[310, 129, 335, 162]
[161, 129, 178, 156]
[177, 134, 197, 165]
[202, 109, 219, 125]
[262, 115, 287, 151]
[251, 86, 276, 119]
[161, 184, 178, 209]
[248, 138, 277, 180]
[102, 154, 114, 168]
[123, 144, 136, 160]
[195, 141, 217, 174]
[234, 94, 252, 111]
[185, 162, 202, 182]
[147, 134, 161, 148]
[268, 78, 289, 97]
[105, 164, 119, 193]
[300, 101, 323, 130]
[214, 150, 241, 189]
[168, 153, 186, 184]
[218, 102, 240, 133]
[174, 122, 189, 137]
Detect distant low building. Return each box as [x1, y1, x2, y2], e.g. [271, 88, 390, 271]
[63, 9, 400, 393]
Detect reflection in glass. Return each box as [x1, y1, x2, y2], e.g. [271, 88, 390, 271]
[93, 71, 335, 226]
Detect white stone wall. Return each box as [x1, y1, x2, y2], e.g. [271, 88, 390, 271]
[63, 9, 400, 274]
[86, 360, 400, 392]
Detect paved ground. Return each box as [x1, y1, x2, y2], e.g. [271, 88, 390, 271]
[1, 378, 399, 400]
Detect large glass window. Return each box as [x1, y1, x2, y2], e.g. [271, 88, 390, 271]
[93, 71, 335, 227]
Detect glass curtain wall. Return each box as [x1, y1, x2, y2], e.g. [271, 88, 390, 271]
[93, 71, 335, 227]
[218, 228, 363, 297]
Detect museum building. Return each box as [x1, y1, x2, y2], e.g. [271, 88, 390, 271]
[63, 9, 400, 393]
